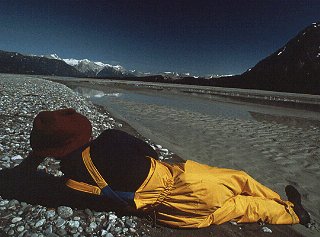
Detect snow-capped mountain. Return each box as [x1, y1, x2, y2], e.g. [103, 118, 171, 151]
[60, 57, 133, 77]
[160, 71, 195, 79]
[62, 59, 105, 77]
[45, 54, 198, 78]
[206, 74, 234, 79]
[41, 54, 200, 78]
[161, 71, 181, 79]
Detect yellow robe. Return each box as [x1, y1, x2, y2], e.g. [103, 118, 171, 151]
[134, 157, 299, 228]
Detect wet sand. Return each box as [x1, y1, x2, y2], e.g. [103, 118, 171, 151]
[51, 78, 320, 237]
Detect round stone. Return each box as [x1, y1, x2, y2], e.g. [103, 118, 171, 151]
[8, 199, 19, 207]
[89, 222, 97, 229]
[16, 225, 25, 232]
[101, 229, 108, 236]
[57, 206, 73, 219]
[85, 226, 93, 233]
[46, 210, 56, 219]
[108, 214, 117, 221]
[11, 217, 22, 223]
[68, 220, 80, 228]
[35, 219, 46, 228]
[55, 218, 66, 228]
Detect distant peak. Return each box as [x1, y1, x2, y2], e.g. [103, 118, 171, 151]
[63, 58, 80, 66]
[50, 54, 61, 59]
[42, 53, 61, 60]
[94, 61, 107, 67]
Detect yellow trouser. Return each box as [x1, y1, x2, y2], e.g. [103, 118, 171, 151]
[134, 158, 299, 228]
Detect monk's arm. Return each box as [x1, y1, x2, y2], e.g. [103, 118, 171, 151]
[0, 168, 127, 213]
[14, 152, 45, 174]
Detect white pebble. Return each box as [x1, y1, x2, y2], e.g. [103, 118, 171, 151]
[160, 148, 169, 154]
[230, 221, 237, 225]
[0, 200, 9, 206]
[46, 210, 56, 219]
[68, 220, 80, 228]
[11, 217, 22, 223]
[261, 226, 272, 233]
[35, 219, 46, 228]
[108, 214, 117, 221]
[11, 155, 23, 160]
[101, 229, 108, 236]
[89, 222, 97, 229]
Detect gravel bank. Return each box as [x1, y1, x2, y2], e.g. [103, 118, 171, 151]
[0, 74, 174, 237]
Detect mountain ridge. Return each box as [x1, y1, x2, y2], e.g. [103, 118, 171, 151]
[0, 50, 83, 77]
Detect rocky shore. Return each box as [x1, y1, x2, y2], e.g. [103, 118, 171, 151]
[0, 74, 317, 237]
[0, 74, 174, 237]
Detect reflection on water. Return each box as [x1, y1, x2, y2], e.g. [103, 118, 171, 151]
[74, 86, 254, 120]
[73, 87, 106, 98]
[106, 93, 122, 97]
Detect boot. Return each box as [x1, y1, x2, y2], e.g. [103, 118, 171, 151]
[285, 185, 310, 226]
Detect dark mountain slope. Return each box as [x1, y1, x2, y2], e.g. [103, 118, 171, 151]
[214, 22, 320, 95]
[0, 50, 83, 77]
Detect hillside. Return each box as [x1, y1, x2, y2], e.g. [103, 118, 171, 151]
[0, 50, 83, 77]
[214, 22, 320, 95]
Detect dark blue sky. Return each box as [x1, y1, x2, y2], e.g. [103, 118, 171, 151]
[0, 0, 319, 75]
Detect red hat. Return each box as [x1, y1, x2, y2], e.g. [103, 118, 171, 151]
[30, 108, 92, 158]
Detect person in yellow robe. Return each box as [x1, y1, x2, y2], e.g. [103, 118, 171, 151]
[19, 108, 310, 228]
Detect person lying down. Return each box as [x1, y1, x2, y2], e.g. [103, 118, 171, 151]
[11, 108, 311, 228]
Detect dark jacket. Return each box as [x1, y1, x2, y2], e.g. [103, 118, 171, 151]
[60, 129, 158, 192]
[1, 129, 158, 210]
